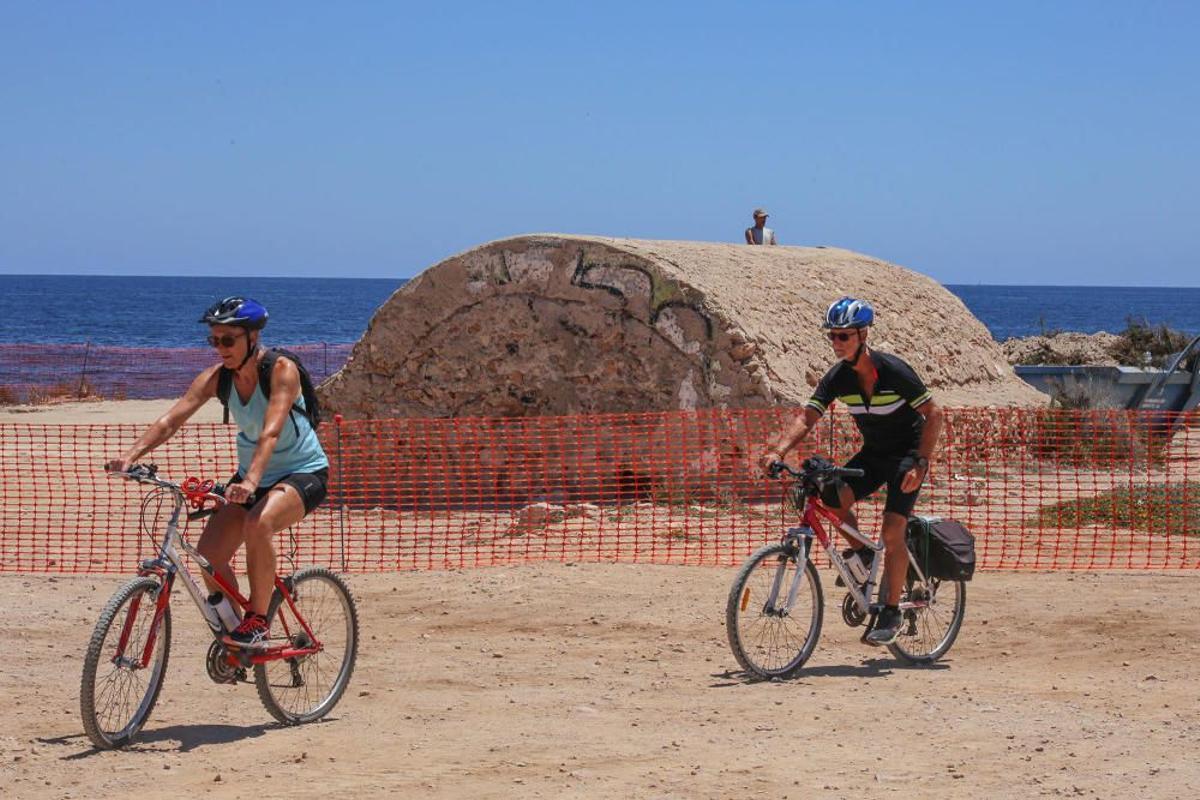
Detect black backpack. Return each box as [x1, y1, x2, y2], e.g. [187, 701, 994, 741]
[216, 347, 322, 433]
[906, 516, 976, 581]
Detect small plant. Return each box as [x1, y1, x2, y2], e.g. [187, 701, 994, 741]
[1027, 409, 1167, 466]
[25, 381, 85, 405]
[1031, 481, 1200, 535]
[1036, 316, 1064, 338]
[1045, 376, 1119, 410]
[1107, 317, 1192, 368]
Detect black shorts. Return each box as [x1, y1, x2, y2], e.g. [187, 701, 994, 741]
[229, 468, 329, 515]
[841, 450, 921, 517]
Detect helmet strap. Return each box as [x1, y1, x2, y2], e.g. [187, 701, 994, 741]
[848, 330, 868, 365]
[235, 331, 258, 370]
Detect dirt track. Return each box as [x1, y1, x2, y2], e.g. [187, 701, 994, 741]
[1, 566, 1197, 799]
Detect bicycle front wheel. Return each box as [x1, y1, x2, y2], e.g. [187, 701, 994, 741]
[887, 574, 966, 664]
[81, 577, 172, 749]
[726, 542, 823, 679]
[255, 567, 359, 725]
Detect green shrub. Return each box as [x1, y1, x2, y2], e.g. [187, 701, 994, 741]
[1031, 481, 1200, 534]
[1027, 409, 1167, 466]
[1108, 317, 1193, 368]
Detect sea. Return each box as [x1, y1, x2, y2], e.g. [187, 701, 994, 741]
[1, 275, 1198, 347]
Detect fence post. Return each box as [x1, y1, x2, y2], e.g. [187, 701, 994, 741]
[78, 341, 92, 397]
[335, 413, 347, 571]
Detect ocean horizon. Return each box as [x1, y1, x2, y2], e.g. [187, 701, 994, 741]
[1, 275, 1198, 347]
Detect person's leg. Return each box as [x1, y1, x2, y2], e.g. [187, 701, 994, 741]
[866, 458, 922, 645]
[828, 484, 858, 530]
[880, 511, 909, 605]
[197, 503, 248, 596]
[833, 452, 883, 549]
[241, 484, 308, 616]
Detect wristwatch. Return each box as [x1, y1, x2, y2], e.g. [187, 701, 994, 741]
[915, 456, 929, 469]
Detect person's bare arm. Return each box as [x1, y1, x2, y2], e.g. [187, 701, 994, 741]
[759, 406, 822, 472]
[745, 228, 755, 244]
[900, 399, 944, 492]
[225, 359, 302, 503]
[105, 366, 220, 472]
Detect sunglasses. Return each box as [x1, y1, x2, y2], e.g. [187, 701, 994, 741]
[206, 332, 245, 348]
[827, 331, 858, 342]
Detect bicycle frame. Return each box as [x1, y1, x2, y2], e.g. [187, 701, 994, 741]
[773, 491, 932, 621]
[113, 472, 323, 670]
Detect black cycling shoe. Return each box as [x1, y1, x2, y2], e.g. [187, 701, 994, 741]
[835, 546, 875, 587]
[866, 605, 902, 646]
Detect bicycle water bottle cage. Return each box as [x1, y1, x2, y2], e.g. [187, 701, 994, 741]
[181, 477, 216, 510]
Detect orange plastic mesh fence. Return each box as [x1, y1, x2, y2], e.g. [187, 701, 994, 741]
[1, 407, 1197, 574]
[0, 343, 353, 403]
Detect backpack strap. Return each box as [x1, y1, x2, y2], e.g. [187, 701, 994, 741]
[216, 367, 233, 425]
[258, 349, 307, 435]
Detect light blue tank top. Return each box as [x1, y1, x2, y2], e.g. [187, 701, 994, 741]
[226, 377, 329, 485]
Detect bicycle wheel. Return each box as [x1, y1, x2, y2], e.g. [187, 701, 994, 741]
[887, 572, 966, 664]
[255, 567, 358, 725]
[726, 542, 823, 679]
[81, 577, 172, 749]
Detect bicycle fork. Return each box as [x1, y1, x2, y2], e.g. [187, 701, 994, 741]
[760, 528, 815, 617]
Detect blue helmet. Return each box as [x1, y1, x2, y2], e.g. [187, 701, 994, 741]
[200, 296, 269, 329]
[823, 297, 874, 329]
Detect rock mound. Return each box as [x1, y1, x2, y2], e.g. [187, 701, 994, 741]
[1002, 332, 1120, 366]
[321, 235, 1045, 418]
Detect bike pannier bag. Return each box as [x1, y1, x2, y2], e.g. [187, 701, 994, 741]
[906, 516, 976, 581]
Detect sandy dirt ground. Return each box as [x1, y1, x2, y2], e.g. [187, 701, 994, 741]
[0, 398, 223, 425]
[1, 567, 1197, 800]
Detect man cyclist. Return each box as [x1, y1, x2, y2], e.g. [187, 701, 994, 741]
[105, 297, 329, 650]
[762, 297, 944, 645]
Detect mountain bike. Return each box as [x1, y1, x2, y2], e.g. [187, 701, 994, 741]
[80, 464, 359, 749]
[726, 457, 966, 679]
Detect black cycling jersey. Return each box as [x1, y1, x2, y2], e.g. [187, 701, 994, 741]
[805, 349, 932, 455]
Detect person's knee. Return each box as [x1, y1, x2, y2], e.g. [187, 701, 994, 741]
[242, 514, 274, 547]
[881, 513, 907, 543]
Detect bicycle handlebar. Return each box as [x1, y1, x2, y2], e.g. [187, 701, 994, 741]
[107, 464, 228, 516]
[768, 457, 865, 482]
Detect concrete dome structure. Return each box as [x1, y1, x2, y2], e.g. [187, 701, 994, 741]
[321, 235, 1044, 418]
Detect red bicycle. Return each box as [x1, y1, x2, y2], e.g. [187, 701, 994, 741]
[80, 464, 359, 749]
[726, 457, 966, 678]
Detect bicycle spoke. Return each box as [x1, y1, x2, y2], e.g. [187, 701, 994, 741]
[82, 578, 171, 749]
[255, 568, 358, 724]
[727, 544, 823, 679]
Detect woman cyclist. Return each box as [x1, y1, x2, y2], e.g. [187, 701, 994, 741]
[105, 296, 329, 649]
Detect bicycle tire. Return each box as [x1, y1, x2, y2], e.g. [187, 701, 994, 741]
[255, 567, 359, 725]
[80, 576, 172, 749]
[726, 542, 824, 679]
[887, 574, 966, 664]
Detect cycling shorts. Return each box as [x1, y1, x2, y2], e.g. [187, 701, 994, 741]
[841, 450, 921, 517]
[229, 468, 329, 514]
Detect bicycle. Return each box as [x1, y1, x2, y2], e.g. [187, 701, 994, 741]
[80, 464, 359, 749]
[726, 457, 966, 679]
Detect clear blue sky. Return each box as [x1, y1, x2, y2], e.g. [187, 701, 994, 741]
[2, 2, 1196, 285]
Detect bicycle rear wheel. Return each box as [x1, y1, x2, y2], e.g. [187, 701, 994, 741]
[81, 577, 172, 749]
[726, 542, 823, 679]
[887, 573, 966, 664]
[255, 567, 358, 725]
